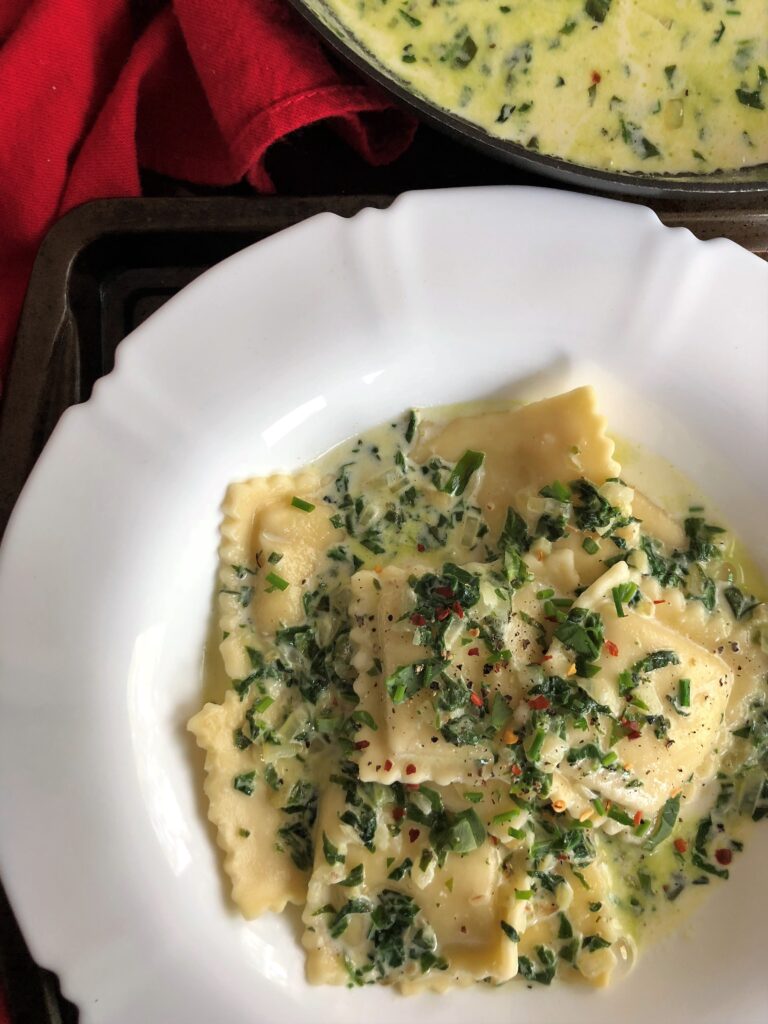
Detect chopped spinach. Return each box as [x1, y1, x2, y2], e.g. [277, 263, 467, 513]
[724, 586, 761, 621]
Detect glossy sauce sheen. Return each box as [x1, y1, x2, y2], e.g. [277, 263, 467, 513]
[320, 0, 768, 174]
[189, 389, 768, 992]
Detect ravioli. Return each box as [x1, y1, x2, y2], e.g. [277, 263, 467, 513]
[218, 471, 343, 679]
[188, 690, 309, 915]
[189, 387, 768, 994]
[412, 386, 619, 539]
[302, 782, 521, 990]
[350, 564, 533, 785]
[546, 562, 732, 820]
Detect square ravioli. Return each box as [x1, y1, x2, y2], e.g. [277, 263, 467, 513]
[188, 689, 310, 916]
[218, 470, 343, 680]
[350, 562, 542, 785]
[301, 782, 522, 990]
[545, 562, 732, 820]
[412, 386, 619, 539]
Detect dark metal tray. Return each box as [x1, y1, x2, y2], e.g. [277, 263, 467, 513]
[0, 193, 766, 1023]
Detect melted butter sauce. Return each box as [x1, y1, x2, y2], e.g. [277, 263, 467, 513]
[318, 0, 768, 174]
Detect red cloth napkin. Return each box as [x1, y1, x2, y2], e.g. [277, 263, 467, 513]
[0, 0, 416, 388]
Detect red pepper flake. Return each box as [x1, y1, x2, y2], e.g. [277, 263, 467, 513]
[470, 691, 484, 708]
[410, 613, 426, 626]
[393, 807, 405, 821]
[621, 718, 642, 740]
[436, 586, 454, 599]
[436, 606, 451, 621]
[541, 655, 553, 662]
[467, 647, 480, 656]
[417, 543, 426, 552]
[653, 599, 666, 605]
[354, 740, 370, 750]
[511, 764, 523, 777]
[605, 640, 620, 657]
[715, 847, 732, 866]
[384, 759, 393, 771]
[674, 838, 688, 854]
[634, 810, 643, 827]
[528, 695, 550, 710]
[489, 835, 499, 846]
[453, 601, 464, 619]
[591, 70, 602, 84]
[405, 763, 417, 775]
[408, 828, 420, 843]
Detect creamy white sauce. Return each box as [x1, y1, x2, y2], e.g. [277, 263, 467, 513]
[190, 388, 768, 992]
[313, 0, 768, 174]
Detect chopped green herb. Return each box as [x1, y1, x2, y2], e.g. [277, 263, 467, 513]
[323, 832, 345, 866]
[442, 450, 485, 496]
[518, 946, 557, 984]
[736, 66, 767, 110]
[724, 586, 760, 620]
[339, 864, 365, 887]
[265, 571, 289, 592]
[644, 794, 681, 851]
[612, 581, 638, 617]
[585, 0, 611, 23]
[398, 8, 422, 27]
[540, 481, 571, 503]
[440, 31, 478, 70]
[351, 709, 378, 731]
[329, 897, 373, 939]
[678, 678, 691, 708]
[404, 410, 418, 443]
[233, 771, 256, 796]
[582, 935, 612, 952]
[291, 496, 316, 513]
[684, 517, 725, 562]
[387, 857, 413, 881]
[633, 650, 681, 676]
[554, 608, 604, 676]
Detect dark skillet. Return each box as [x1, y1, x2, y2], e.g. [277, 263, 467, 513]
[288, 0, 768, 199]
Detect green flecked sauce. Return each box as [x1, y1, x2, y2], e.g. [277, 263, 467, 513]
[316, 0, 768, 174]
[194, 391, 768, 990]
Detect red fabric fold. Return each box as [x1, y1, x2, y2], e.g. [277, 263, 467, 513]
[0, 0, 416, 385]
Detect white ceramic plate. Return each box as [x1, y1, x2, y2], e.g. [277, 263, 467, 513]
[0, 188, 766, 1024]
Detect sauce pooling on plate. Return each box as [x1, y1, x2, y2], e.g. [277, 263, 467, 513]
[189, 387, 768, 991]
[315, 0, 768, 174]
